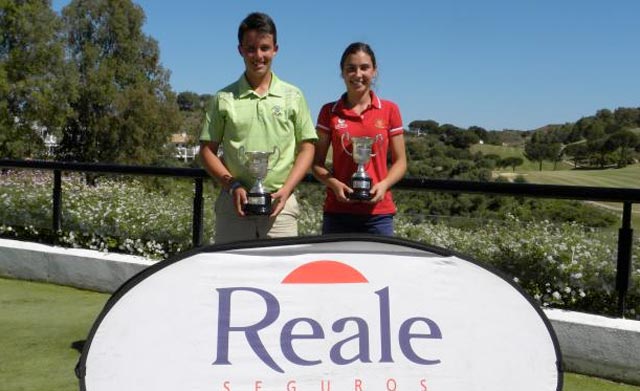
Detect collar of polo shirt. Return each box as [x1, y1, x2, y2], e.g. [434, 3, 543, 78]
[238, 72, 285, 99]
[331, 90, 383, 116]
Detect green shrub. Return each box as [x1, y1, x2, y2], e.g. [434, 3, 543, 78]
[395, 215, 639, 318]
[0, 170, 215, 259]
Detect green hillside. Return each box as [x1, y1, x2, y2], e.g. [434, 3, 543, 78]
[470, 143, 573, 171]
[504, 164, 640, 228]
[470, 143, 524, 158]
[516, 164, 640, 189]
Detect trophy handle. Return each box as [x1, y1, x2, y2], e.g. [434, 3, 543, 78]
[340, 133, 353, 157]
[369, 134, 383, 157]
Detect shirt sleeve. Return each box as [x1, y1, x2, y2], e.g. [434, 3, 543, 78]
[293, 91, 318, 143]
[388, 101, 404, 137]
[199, 94, 224, 143]
[316, 103, 332, 134]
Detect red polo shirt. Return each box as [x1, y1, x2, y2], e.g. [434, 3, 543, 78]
[316, 91, 404, 215]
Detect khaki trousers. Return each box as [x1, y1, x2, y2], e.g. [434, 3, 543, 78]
[214, 191, 299, 244]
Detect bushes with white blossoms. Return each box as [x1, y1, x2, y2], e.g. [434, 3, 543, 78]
[0, 170, 215, 259]
[1, 170, 638, 318]
[395, 215, 639, 318]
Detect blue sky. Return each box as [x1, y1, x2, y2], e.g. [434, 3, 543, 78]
[52, 0, 640, 131]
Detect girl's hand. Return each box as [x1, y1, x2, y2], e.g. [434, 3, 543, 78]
[330, 181, 353, 203]
[368, 180, 389, 203]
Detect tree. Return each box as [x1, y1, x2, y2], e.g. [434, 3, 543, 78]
[524, 133, 561, 171]
[447, 130, 480, 149]
[524, 142, 546, 171]
[551, 145, 564, 170]
[595, 108, 613, 123]
[468, 125, 488, 142]
[483, 131, 503, 145]
[563, 142, 589, 168]
[439, 123, 462, 138]
[500, 156, 524, 172]
[0, 0, 70, 159]
[587, 137, 615, 168]
[554, 123, 575, 144]
[613, 107, 640, 130]
[404, 136, 430, 160]
[180, 109, 205, 147]
[605, 130, 639, 168]
[199, 93, 213, 107]
[57, 0, 179, 165]
[177, 91, 200, 111]
[408, 119, 439, 135]
[483, 153, 502, 168]
[572, 116, 606, 141]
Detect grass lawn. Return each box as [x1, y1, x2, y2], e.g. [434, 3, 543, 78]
[508, 164, 640, 229]
[1, 277, 639, 390]
[566, 373, 640, 391]
[516, 164, 640, 189]
[470, 143, 574, 171]
[470, 143, 640, 189]
[0, 278, 109, 391]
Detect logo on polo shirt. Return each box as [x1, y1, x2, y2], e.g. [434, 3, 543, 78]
[336, 118, 348, 129]
[272, 105, 283, 116]
[375, 119, 387, 129]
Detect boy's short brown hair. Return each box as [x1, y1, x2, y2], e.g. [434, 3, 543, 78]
[238, 12, 277, 45]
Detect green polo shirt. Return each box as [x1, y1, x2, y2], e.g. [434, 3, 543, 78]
[200, 73, 317, 191]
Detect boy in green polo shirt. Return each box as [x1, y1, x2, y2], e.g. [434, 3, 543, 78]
[199, 12, 317, 244]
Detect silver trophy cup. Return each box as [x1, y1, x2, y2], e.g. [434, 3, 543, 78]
[238, 146, 280, 215]
[341, 133, 383, 201]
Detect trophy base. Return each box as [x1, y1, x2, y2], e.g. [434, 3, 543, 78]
[244, 192, 272, 215]
[349, 176, 372, 201]
[348, 189, 372, 201]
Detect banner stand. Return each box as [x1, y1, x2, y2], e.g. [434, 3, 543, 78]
[78, 234, 563, 391]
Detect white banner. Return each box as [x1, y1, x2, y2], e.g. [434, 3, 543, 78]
[78, 235, 562, 391]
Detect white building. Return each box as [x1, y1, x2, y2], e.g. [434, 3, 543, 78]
[170, 132, 200, 162]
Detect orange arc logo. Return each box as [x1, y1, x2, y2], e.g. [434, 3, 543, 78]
[282, 260, 368, 284]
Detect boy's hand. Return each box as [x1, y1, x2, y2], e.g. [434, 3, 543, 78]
[269, 187, 291, 217]
[230, 187, 247, 216]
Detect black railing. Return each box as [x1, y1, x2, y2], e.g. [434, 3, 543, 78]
[395, 177, 638, 318]
[1, 159, 207, 248]
[1, 159, 638, 317]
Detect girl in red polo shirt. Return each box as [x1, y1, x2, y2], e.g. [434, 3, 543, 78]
[312, 42, 407, 235]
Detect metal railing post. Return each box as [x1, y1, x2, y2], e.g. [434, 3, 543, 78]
[192, 177, 204, 247]
[616, 202, 634, 317]
[52, 170, 62, 231]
